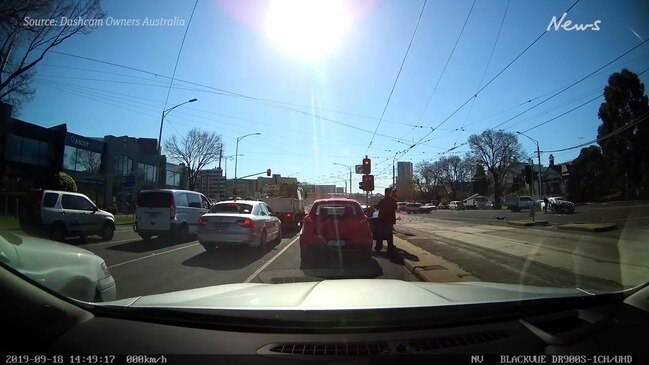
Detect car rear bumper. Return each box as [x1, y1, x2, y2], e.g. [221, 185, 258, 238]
[198, 231, 258, 246]
[300, 240, 372, 256]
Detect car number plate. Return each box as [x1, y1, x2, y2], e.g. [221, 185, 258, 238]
[215, 222, 229, 229]
[148, 213, 159, 218]
[327, 240, 345, 247]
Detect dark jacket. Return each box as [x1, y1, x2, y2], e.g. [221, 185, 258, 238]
[375, 196, 397, 224]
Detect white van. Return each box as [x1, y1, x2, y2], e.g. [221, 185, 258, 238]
[134, 189, 211, 241]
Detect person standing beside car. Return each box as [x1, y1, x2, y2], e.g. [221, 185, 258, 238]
[374, 188, 398, 253]
[543, 196, 549, 213]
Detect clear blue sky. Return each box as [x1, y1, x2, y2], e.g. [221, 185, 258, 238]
[17, 0, 649, 191]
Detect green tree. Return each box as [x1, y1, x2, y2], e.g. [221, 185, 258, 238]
[51, 172, 77, 192]
[597, 68, 649, 199]
[572, 146, 610, 202]
[468, 130, 523, 204]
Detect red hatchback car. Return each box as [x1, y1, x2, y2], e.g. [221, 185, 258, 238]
[299, 199, 373, 263]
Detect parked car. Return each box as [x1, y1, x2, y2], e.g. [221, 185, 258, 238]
[449, 201, 465, 210]
[421, 203, 437, 213]
[0, 232, 116, 302]
[299, 199, 372, 264]
[404, 202, 423, 214]
[542, 197, 576, 214]
[197, 200, 282, 252]
[397, 202, 408, 212]
[134, 189, 211, 241]
[19, 189, 116, 242]
[436, 202, 449, 210]
[503, 195, 534, 212]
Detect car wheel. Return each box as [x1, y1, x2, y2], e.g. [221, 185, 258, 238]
[140, 233, 152, 241]
[100, 223, 114, 241]
[51, 224, 67, 242]
[175, 223, 189, 242]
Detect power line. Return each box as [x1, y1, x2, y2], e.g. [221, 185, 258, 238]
[415, 0, 477, 128]
[163, 0, 199, 112]
[366, 0, 428, 152]
[541, 111, 649, 153]
[408, 0, 582, 149]
[454, 0, 510, 146]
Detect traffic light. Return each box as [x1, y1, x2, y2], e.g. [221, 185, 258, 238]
[524, 165, 532, 184]
[362, 156, 371, 174]
[266, 168, 271, 176]
[362, 174, 374, 191]
[359, 181, 365, 191]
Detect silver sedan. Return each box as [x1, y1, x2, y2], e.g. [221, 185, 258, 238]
[197, 200, 282, 252]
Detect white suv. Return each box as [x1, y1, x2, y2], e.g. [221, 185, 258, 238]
[134, 189, 211, 241]
[20, 190, 116, 242]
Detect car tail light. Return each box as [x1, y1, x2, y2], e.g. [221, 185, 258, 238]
[236, 218, 256, 229]
[198, 217, 207, 226]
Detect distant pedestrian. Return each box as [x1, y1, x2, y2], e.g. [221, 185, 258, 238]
[374, 188, 398, 253]
[543, 196, 549, 214]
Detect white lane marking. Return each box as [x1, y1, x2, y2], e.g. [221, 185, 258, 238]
[108, 242, 199, 269]
[244, 237, 299, 283]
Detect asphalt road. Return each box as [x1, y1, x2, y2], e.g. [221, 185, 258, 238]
[75, 226, 416, 300]
[16, 201, 647, 300]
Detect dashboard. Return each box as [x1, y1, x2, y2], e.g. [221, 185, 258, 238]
[2, 264, 648, 364]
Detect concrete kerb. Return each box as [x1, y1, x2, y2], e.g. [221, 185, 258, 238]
[392, 235, 478, 283]
[557, 223, 618, 233]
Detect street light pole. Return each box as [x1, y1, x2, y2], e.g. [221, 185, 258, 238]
[517, 132, 543, 199]
[332, 163, 352, 196]
[156, 98, 197, 187]
[157, 98, 197, 154]
[234, 133, 261, 191]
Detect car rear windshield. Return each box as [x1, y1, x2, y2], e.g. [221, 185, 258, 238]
[209, 203, 253, 214]
[314, 203, 361, 217]
[137, 192, 172, 208]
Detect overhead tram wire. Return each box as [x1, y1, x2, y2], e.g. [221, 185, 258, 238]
[410, 0, 478, 138]
[365, 0, 429, 153]
[453, 0, 510, 147]
[489, 38, 649, 131]
[518, 66, 649, 134]
[160, 0, 199, 142]
[541, 111, 649, 154]
[404, 0, 582, 154]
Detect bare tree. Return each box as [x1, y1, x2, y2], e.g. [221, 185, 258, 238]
[164, 128, 222, 190]
[0, 0, 105, 112]
[468, 130, 523, 204]
[416, 160, 443, 201]
[74, 149, 101, 173]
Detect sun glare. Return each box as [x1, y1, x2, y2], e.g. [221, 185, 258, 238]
[266, 0, 351, 61]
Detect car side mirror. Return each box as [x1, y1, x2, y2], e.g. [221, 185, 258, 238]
[297, 220, 302, 227]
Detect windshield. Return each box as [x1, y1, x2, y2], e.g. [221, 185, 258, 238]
[209, 202, 254, 214]
[1, 0, 648, 327]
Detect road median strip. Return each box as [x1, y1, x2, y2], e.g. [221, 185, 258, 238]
[393, 235, 477, 283]
[507, 220, 549, 227]
[557, 223, 618, 232]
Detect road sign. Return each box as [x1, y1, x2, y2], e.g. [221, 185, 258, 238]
[355, 165, 363, 174]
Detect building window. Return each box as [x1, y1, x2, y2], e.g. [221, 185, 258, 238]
[114, 155, 133, 175]
[4, 134, 53, 167]
[166, 170, 180, 187]
[64, 145, 102, 174]
[138, 162, 157, 182]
